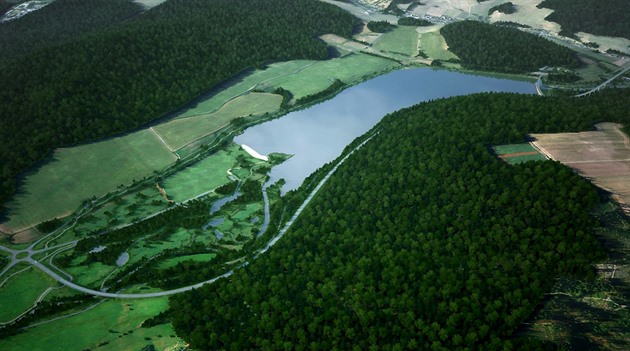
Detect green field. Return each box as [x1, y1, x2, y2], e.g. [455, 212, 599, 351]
[493, 143, 538, 155]
[158, 253, 217, 270]
[3, 129, 176, 233]
[420, 31, 459, 61]
[155, 93, 282, 150]
[372, 26, 419, 56]
[177, 60, 318, 118]
[65, 261, 116, 288]
[273, 53, 400, 99]
[162, 143, 248, 202]
[0, 294, 181, 351]
[0, 267, 54, 323]
[493, 143, 547, 164]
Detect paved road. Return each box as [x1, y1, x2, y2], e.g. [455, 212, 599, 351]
[1, 132, 377, 299]
[575, 64, 630, 97]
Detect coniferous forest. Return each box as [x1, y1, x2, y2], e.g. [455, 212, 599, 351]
[538, 0, 630, 39]
[169, 90, 630, 350]
[0, 0, 356, 215]
[441, 21, 578, 73]
[0, 0, 143, 58]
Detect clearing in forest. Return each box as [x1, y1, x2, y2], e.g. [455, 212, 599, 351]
[531, 123, 630, 213]
[418, 29, 459, 61]
[372, 26, 419, 57]
[493, 143, 547, 164]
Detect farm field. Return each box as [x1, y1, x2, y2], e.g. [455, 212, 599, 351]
[488, 0, 560, 32]
[272, 52, 400, 99]
[372, 26, 419, 57]
[575, 32, 630, 55]
[154, 93, 282, 151]
[0, 267, 54, 323]
[531, 123, 630, 213]
[0, 294, 181, 351]
[176, 60, 317, 118]
[418, 29, 459, 61]
[1, 129, 176, 235]
[493, 143, 547, 164]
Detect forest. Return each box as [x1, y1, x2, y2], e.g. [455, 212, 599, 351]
[538, 0, 630, 39]
[169, 89, 630, 350]
[0, 0, 143, 58]
[0, 0, 357, 217]
[397, 17, 432, 26]
[441, 21, 578, 73]
[488, 2, 516, 16]
[367, 20, 394, 33]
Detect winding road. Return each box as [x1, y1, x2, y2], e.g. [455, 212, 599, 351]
[0, 132, 376, 299]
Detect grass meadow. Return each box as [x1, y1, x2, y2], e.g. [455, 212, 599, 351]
[273, 53, 400, 99]
[3, 129, 176, 233]
[177, 60, 317, 118]
[161, 143, 246, 202]
[372, 26, 419, 56]
[0, 295, 181, 351]
[0, 267, 54, 323]
[419, 31, 459, 61]
[155, 93, 282, 150]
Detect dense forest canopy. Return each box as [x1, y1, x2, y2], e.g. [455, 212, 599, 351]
[169, 90, 630, 349]
[538, 0, 630, 39]
[0, 0, 357, 217]
[488, 2, 516, 16]
[0, 0, 143, 58]
[441, 21, 578, 73]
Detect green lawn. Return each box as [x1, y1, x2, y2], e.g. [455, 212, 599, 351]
[155, 92, 282, 150]
[0, 267, 54, 323]
[372, 26, 419, 56]
[3, 129, 176, 232]
[0, 295, 181, 351]
[420, 31, 459, 61]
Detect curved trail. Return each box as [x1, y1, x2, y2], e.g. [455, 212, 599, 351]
[2, 133, 376, 299]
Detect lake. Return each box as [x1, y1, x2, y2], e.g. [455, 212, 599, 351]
[235, 68, 535, 192]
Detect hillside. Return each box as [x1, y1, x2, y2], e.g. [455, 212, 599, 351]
[169, 90, 630, 349]
[0, 0, 357, 217]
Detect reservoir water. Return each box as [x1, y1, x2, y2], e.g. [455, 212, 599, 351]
[235, 68, 535, 192]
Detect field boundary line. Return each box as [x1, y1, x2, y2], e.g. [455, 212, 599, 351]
[149, 127, 177, 156]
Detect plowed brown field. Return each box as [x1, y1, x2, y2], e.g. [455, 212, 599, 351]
[531, 123, 630, 214]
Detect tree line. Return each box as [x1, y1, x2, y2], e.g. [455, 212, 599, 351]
[168, 89, 630, 350]
[0, 0, 357, 217]
[441, 21, 578, 73]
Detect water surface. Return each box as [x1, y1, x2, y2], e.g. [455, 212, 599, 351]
[236, 68, 535, 192]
